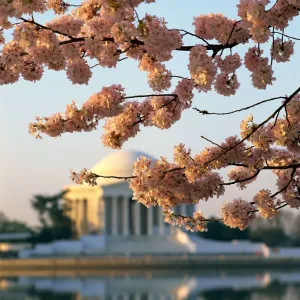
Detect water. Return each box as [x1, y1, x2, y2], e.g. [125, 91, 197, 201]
[1, 270, 300, 299]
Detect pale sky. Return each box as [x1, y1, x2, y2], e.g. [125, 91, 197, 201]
[1, 0, 300, 225]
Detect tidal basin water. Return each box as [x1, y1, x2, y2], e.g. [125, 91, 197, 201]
[2, 270, 300, 299]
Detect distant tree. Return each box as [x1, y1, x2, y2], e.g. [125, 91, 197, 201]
[30, 191, 77, 243]
[0, 211, 32, 234]
[286, 212, 300, 246]
[198, 217, 249, 241]
[249, 212, 290, 247]
[249, 226, 288, 247]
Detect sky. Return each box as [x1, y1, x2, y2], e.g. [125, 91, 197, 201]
[1, 0, 300, 225]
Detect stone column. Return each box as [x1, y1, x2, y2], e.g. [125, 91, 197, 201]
[147, 206, 153, 236]
[111, 197, 118, 236]
[158, 207, 164, 236]
[135, 202, 141, 236]
[122, 197, 129, 236]
[180, 204, 187, 216]
[82, 198, 88, 235]
[75, 199, 80, 235]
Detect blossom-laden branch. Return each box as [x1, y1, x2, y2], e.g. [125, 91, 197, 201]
[70, 151, 300, 232]
[204, 85, 300, 166]
[34, 81, 300, 232]
[0, 0, 298, 88]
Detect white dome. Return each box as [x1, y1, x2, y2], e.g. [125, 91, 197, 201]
[91, 150, 155, 186]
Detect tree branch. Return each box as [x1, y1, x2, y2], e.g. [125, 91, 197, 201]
[193, 96, 287, 116]
[271, 167, 297, 198]
[204, 86, 300, 166]
[273, 31, 300, 41]
[221, 169, 261, 186]
[201, 136, 226, 149]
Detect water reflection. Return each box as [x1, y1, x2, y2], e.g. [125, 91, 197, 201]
[1, 271, 300, 299]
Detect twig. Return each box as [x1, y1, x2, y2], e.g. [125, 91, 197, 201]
[220, 20, 241, 56]
[171, 75, 190, 80]
[193, 96, 286, 116]
[273, 31, 300, 41]
[95, 174, 136, 180]
[203, 86, 300, 166]
[201, 136, 226, 149]
[271, 27, 275, 66]
[271, 167, 297, 198]
[285, 105, 292, 128]
[125, 93, 177, 100]
[221, 169, 261, 186]
[177, 29, 210, 45]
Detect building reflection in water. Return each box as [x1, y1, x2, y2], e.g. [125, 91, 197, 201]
[1, 271, 300, 299]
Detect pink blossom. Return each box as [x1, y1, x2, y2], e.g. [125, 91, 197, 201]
[221, 199, 256, 230]
[227, 166, 258, 189]
[271, 38, 294, 63]
[215, 54, 242, 74]
[188, 45, 217, 92]
[253, 189, 277, 219]
[214, 73, 240, 96]
[46, 15, 83, 36]
[66, 58, 92, 85]
[164, 209, 207, 232]
[70, 169, 98, 186]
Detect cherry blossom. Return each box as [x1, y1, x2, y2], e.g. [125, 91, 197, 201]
[221, 199, 256, 230]
[253, 189, 277, 219]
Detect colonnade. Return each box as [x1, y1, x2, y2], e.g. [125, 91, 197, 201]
[105, 196, 191, 237]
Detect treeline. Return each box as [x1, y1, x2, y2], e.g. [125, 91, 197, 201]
[2, 193, 300, 248]
[0, 191, 77, 244]
[198, 211, 300, 247]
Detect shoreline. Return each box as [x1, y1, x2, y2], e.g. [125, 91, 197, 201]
[2, 256, 300, 275]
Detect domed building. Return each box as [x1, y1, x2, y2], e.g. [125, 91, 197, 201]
[64, 150, 196, 254]
[20, 150, 270, 258]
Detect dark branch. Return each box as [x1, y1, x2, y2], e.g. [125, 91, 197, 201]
[204, 86, 300, 166]
[221, 169, 261, 186]
[193, 96, 287, 116]
[201, 136, 226, 149]
[273, 31, 300, 41]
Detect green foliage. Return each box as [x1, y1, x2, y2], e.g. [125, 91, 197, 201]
[0, 211, 32, 234]
[30, 191, 77, 243]
[198, 217, 249, 241]
[197, 212, 300, 247]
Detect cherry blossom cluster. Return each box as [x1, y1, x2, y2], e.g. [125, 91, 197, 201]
[244, 47, 275, 89]
[273, 168, 300, 209]
[29, 85, 125, 138]
[128, 155, 225, 211]
[193, 13, 250, 45]
[238, 0, 299, 42]
[29, 80, 194, 148]
[0, 0, 298, 92]
[240, 94, 300, 154]
[139, 54, 172, 92]
[70, 168, 98, 186]
[227, 166, 258, 189]
[253, 189, 277, 219]
[164, 209, 207, 232]
[221, 199, 256, 230]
